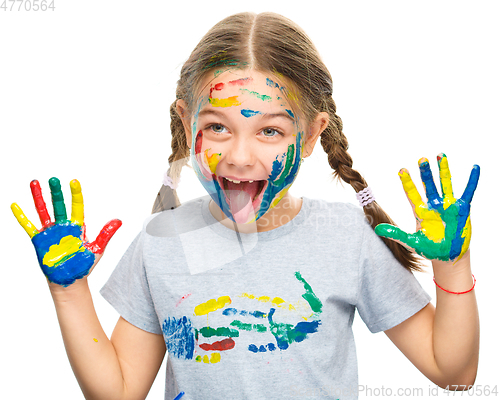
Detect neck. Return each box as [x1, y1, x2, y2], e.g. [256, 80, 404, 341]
[208, 192, 303, 233]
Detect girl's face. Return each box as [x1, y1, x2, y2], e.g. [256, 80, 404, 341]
[180, 69, 320, 225]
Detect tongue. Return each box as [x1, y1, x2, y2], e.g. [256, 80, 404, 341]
[226, 181, 261, 224]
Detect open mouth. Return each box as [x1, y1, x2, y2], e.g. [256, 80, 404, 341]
[217, 176, 268, 223]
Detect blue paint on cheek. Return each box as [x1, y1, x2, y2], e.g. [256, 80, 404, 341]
[257, 131, 304, 219]
[31, 223, 95, 286]
[241, 109, 261, 118]
[269, 154, 285, 181]
[162, 316, 196, 360]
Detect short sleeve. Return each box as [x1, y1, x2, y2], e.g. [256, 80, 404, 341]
[100, 233, 162, 334]
[356, 219, 431, 333]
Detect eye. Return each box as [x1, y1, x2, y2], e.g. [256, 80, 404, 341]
[209, 124, 228, 134]
[261, 128, 283, 138]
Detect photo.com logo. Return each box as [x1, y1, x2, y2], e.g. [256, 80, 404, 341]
[289, 384, 429, 398]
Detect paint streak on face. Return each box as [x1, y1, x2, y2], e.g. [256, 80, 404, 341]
[190, 70, 304, 224]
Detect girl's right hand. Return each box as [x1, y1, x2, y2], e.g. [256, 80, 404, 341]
[11, 177, 122, 288]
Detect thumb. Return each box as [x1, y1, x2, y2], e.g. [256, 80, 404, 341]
[85, 219, 122, 254]
[374, 223, 407, 241]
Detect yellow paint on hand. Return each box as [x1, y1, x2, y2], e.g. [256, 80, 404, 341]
[42, 235, 85, 267]
[209, 96, 241, 108]
[93, 338, 98, 342]
[456, 216, 472, 263]
[70, 179, 84, 226]
[11, 203, 39, 238]
[194, 296, 231, 316]
[204, 150, 221, 174]
[399, 169, 445, 242]
[438, 156, 456, 210]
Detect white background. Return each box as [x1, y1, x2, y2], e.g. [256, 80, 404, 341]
[1, 0, 498, 399]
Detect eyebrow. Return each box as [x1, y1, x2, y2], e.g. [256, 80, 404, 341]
[197, 108, 295, 122]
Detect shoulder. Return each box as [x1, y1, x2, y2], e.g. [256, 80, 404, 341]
[302, 197, 370, 233]
[142, 197, 208, 238]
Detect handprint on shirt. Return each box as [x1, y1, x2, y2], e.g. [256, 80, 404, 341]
[11, 178, 122, 286]
[375, 154, 480, 262]
[162, 271, 322, 364]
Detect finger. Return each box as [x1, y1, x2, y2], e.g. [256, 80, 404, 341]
[86, 219, 122, 254]
[460, 164, 480, 204]
[418, 158, 440, 206]
[70, 179, 84, 226]
[30, 180, 52, 228]
[11, 203, 39, 238]
[398, 168, 427, 220]
[437, 153, 456, 208]
[49, 177, 67, 223]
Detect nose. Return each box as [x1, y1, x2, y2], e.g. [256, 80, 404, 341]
[224, 135, 255, 168]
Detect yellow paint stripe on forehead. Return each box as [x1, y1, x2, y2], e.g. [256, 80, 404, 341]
[208, 96, 241, 107]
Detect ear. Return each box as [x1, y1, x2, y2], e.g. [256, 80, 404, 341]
[303, 112, 329, 158]
[176, 99, 193, 149]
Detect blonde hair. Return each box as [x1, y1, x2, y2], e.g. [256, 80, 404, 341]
[152, 12, 422, 272]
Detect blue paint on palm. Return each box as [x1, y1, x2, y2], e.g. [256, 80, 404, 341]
[31, 222, 95, 286]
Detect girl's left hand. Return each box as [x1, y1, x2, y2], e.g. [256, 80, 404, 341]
[375, 153, 480, 263]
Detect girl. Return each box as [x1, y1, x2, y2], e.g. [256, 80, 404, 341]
[11, 11, 479, 400]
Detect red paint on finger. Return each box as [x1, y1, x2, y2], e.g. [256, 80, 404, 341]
[30, 180, 51, 228]
[86, 219, 122, 254]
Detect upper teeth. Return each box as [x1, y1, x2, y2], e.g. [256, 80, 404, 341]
[225, 178, 254, 184]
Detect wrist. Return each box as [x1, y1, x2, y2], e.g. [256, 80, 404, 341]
[432, 250, 474, 294]
[49, 276, 91, 303]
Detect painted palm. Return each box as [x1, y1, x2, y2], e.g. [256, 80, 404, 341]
[11, 178, 121, 286]
[375, 154, 480, 262]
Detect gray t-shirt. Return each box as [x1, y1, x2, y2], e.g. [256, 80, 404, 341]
[100, 196, 431, 400]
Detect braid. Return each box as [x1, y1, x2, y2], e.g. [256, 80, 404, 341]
[320, 97, 423, 272]
[151, 100, 190, 214]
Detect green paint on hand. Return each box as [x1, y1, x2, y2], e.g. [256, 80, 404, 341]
[49, 177, 67, 223]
